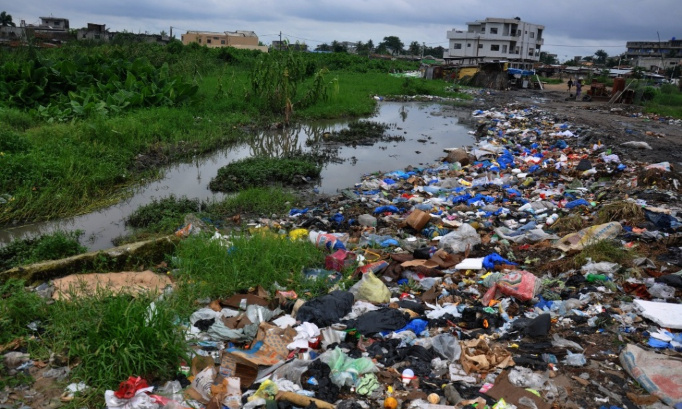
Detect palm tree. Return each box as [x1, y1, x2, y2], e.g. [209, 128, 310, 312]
[0, 11, 16, 27]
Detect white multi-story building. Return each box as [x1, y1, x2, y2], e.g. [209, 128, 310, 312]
[445, 17, 544, 70]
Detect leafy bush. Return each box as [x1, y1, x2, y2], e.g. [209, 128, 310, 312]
[0, 54, 198, 121]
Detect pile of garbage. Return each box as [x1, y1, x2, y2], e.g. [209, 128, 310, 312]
[13, 105, 682, 409]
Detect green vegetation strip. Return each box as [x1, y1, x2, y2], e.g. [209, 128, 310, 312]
[209, 156, 321, 192]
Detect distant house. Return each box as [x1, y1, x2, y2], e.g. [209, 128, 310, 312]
[625, 39, 682, 73]
[76, 23, 114, 42]
[24, 17, 73, 44]
[181, 30, 268, 52]
[444, 16, 544, 71]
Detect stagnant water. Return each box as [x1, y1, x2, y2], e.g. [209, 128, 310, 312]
[0, 101, 476, 251]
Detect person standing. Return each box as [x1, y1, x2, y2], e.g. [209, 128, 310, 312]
[575, 78, 582, 100]
[567, 78, 573, 92]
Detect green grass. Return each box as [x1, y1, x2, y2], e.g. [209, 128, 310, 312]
[206, 187, 298, 216]
[0, 279, 48, 344]
[0, 230, 87, 271]
[644, 86, 682, 118]
[209, 156, 321, 192]
[573, 240, 634, 267]
[125, 195, 202, 232]
[169, 232, 328, 315]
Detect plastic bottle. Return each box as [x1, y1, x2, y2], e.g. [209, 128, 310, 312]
[546, 213, 559, 225]
[585, 273, 608, 283]
[358, 214, 377, 227]
[308, 231, 346, 251]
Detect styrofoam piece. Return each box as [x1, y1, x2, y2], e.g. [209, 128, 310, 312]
[633, 299, 682, 329]
[454, 257, 484, 270]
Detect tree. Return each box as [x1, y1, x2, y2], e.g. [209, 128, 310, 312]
[408, 41, 421, 56]
[379, 36, 404, 55]
[594, 49, 608, 65]
[331, 40, 346, 53]
[315, 43, 331, 52]
[424, 45, 444, 59]
[367, 39, 374, 53]
[0, 11, 16, 27]
[539, 52, 558, 65]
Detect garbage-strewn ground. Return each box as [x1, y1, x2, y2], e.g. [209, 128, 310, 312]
[3, 83, 682, 409]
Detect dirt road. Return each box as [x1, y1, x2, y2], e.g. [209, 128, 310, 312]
[473, 81, 682, 167]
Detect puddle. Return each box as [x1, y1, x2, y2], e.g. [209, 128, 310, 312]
[0, 102, 475, 251]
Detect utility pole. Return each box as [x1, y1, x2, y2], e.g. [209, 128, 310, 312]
[279, 31, 282, 51]
[422, 42, 425, 59]
[170, 26, 173, 39]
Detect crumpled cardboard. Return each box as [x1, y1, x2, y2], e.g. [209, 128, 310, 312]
[219, 322, 295, 388]
[460, 338, 514, 374]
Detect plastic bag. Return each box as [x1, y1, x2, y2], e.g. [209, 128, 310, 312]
[349, 272, 391, 304]
[563, 351, 587, 366]
[553, 222, 622, 252]
[431, 333, 462, 362]
[438, 223, 481, 254]
[319, 347, 378, 387]
[273, 359, 312, 388]
[551, 334, 584, 352]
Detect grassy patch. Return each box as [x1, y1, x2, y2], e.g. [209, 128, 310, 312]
[126, 195, 202, 232]
[44, 291, 188, 407]
[0, 230, 86, 271]
[551, 214, 585, 235]
[573, 240, 634, 267]
[170, 232, 327, 314]
[597, 201, 644, 224]
[319, 120, 390, 143]
[209, 156, 321, 192]
[207, 187, 297, 216]
[0, 279, 48, 344]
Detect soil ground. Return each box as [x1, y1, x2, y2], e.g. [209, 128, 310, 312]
[474, 82, 682, 166]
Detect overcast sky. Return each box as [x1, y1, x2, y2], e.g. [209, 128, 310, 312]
[4, 1, 679, 62]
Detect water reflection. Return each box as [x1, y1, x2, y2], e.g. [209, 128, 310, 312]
[0, 102, 475, 251]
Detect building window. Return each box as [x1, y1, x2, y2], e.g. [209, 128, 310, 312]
[490, 28, 498, 34]
[530, 32, 535, 38]
[502, 45, 507, 53]
[481, 28, 485, 33]
[453, 43, 462, 49]
[198, 38, 201, 43]
[478, 44, 483, 49]
[221, 40, 225, 44]
[467, 43, 471, 47]
[491, 44, 500, 51]
[528, 49, 534, 55]
[207, 39, 212, 44]
[214, 36, 219, 40]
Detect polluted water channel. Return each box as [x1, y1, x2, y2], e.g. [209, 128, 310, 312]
[0, 101, 475, 251]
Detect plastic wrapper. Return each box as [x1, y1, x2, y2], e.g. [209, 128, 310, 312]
[431, 333, 462, 362]
[438, 223, 481, 254]
[349, 271, 391, 304]
[562, 351, 586, 366]
[481, 270, 540, 304]
[273, 359, 313, 388]
[551, 334, 584, 352]
[553, 222, 622, 252]
[319, 347, 378, 387]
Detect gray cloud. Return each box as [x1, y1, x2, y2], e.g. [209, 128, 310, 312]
[4, 0, 679, 61]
